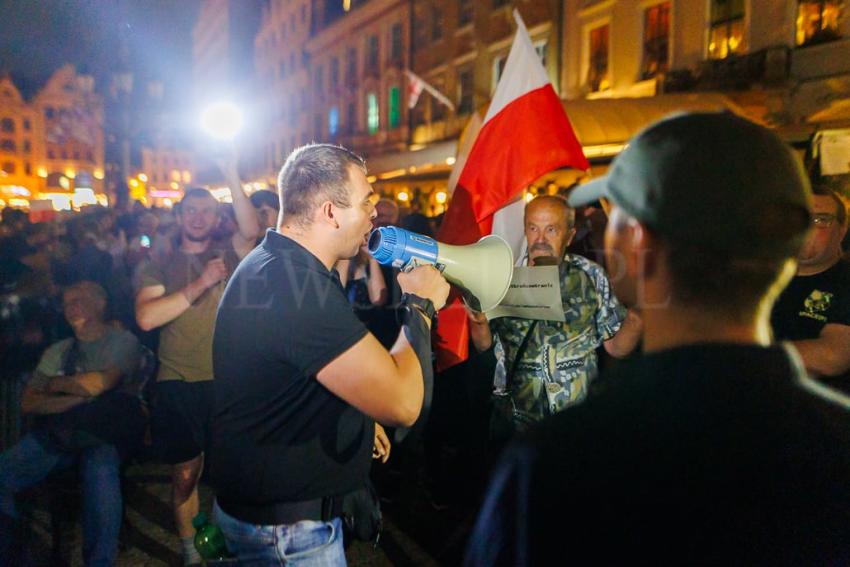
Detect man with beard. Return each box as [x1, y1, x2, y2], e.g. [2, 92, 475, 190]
[134, 178, 258, 565]
[772, 186, 850, 393]
[467, 196, 642, 439]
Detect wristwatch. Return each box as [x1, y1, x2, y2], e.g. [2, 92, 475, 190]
[401, 293, 436, 321]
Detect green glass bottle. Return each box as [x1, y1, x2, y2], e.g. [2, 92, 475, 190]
[192, 512, 231, 562]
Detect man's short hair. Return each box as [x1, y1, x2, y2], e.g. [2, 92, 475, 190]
[277, 144, 366, 227]
[250, 189, 280, 211]
[180, 187, 215, 208]
[813, 185, 847, 227]
[525, 195, 576, 229]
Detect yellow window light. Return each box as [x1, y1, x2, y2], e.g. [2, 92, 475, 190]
[129, 178, 139, 188]
[93, 168, 104, 180]
[171, 170, 181, 182]
[37, 167, 48, 178]
[182, 171, 191, 184]
[65, 168, 76, 179]
[170, 181, 179, 190]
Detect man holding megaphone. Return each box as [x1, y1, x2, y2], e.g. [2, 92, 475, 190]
[209, 144, 449, 561]
[467, 196, 642, 440]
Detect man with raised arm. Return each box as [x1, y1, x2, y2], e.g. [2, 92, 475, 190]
[134, 157, 259, 566]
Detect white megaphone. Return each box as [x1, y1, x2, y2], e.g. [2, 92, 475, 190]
[368, 226, 513, 312]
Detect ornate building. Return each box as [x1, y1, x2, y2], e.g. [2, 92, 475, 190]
[0, 65, 105, 212]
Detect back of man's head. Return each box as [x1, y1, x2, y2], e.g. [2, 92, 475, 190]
[570, 112, 812, 318]
[277, 144, 366, 229]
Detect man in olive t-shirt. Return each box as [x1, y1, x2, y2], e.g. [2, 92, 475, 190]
[134, 165, 259, 566]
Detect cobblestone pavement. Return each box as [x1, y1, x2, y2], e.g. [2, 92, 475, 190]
[16, 462, 453, 566]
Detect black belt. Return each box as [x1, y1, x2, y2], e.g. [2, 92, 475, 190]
[218, 495, 342, 526]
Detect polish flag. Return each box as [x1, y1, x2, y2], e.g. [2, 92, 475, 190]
[434, 10, 589, 371]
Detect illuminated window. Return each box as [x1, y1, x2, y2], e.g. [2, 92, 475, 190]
[642, 2, 671, 79]
[708, 0, 746, 59]
[588, 24, 611, 92]
[329, 106, 340, 137]
[797, 0, 843, 46]
[388, 87, 401, 129]
[171, 170, 181, 182]
[367, 92, 379, 134]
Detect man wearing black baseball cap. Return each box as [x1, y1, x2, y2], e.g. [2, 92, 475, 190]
[465, 113, 850, 565]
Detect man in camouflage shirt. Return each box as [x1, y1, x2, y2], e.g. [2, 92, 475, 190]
[469, 196, 642, 431]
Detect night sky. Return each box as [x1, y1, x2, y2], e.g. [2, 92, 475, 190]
[0, 0, 200, 104]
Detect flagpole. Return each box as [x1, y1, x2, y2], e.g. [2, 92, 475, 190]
[406, 0, 415, 147]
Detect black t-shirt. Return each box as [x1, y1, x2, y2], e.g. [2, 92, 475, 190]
[211, 231, 372, 507]
[466, 344, 850, 565]
[772, 259, 850, 341]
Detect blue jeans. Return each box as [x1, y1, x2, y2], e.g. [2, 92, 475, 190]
[0, 431, 122, 567]
[213, 500, 346, 566]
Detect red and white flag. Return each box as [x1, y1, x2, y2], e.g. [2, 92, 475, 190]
[434, 10, 589, 371]
[406, 71, 425, 109]
[405, 70, 455, 111]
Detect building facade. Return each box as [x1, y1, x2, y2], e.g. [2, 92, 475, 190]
[0, 66, 106, 212]
[562, 0, 850, 139]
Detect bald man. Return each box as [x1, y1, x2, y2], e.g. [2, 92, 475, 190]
[468, 196, 641, 439]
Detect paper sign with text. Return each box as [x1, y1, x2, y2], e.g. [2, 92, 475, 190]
[486, 266, 565, 322]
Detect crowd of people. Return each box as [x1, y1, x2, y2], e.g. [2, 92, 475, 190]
[0, 111, 848, 566]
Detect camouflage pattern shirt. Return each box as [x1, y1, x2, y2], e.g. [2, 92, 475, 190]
[490, 254, 626, 428]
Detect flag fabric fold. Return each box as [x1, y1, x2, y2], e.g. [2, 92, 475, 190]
[434, 10, 589, 371]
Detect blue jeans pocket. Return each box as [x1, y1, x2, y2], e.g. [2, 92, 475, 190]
[279, 519, 342, 563]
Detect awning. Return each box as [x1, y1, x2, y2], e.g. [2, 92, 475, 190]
[563, 92, 747, 157]
[365, 93, 746, 178]
[366, 140, 457, 179]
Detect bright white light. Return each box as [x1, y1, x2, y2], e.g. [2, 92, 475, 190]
[435, 191, 447, 204]
[397, 191, 410, 202]
[200, 102, 244, 140]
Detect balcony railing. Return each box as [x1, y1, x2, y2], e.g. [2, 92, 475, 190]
[663, 46, 790, 93]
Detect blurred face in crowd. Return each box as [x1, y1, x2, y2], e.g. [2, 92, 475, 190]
[62, 284, 106, 335]
[374, 200, 399, 228]
[179, 194, 218, 242]
[335, 165, 378, 259]
[798, 194, 847, 270]
[524, 198, 576, 265]
[255, 203, 278, 231]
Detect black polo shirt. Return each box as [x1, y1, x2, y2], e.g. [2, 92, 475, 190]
[211, 230, 373, 507]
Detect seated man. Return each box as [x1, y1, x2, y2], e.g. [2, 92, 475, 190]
[467, 196, 641, 437]
[0, 281, 142, 566]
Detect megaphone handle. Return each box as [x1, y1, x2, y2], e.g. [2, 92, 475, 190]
[402, 258, 445, 273]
